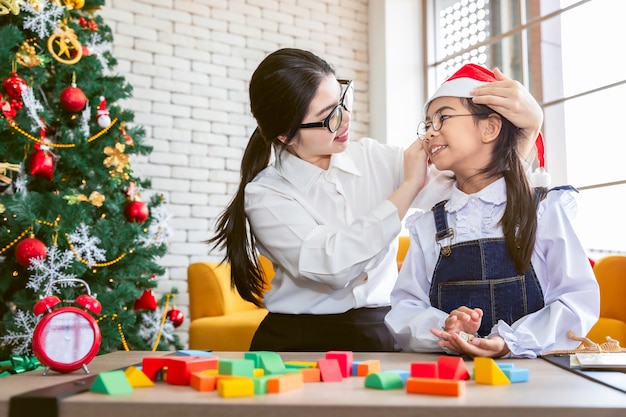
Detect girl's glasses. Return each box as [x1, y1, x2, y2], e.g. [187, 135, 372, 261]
[300, 80, 354, 133]
[417, 110, 490, 140]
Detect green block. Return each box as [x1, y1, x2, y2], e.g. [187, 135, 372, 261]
[244, 351, 286, 375]
[90, 370, 134, 395]
[364, 371, 405, 390]
[252, 375, 273, 395]
[218, 358, 255, 377]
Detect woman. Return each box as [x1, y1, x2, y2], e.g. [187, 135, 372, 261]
[209, 48, 543, 351]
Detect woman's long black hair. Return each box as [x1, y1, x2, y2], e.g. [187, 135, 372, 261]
[208, 49, 335, 306]
[463, 98, 537, 273]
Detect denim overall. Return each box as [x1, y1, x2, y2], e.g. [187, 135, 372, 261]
[427, 187, 567, 336]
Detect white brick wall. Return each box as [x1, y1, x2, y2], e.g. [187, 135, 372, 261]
[100, 0, 370, 348]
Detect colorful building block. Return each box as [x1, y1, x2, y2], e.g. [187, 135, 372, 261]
[317, 358, 343, 382]
[218, 358, 255, 377]
[356, 360, 381, 376]
[410, 362, 438, 378]
[217, 378, 255, 398]
[473, 357, 511, 385]
[90, 370, 134, 395]
[325, 351, 353, 377]
[124, 366, 154, 388]
[285, 361, 317, 369]
[364, 371, 405, 390]
[267, 372, 304, 393]
[245, 351, 286, 375]
[502, 367, 529, 383]
[177, 350, 213, 357]
[142, 356, 219, 385]
[406, 377, 465, 397]
[189, 372, 217, 392]
[300, 367, 321, 382]
[437, 356, 470, 380]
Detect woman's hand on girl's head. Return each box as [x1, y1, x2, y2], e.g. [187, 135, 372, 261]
[469, 67, 542, 160]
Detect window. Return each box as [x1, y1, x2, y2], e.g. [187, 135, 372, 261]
[425, 0, 626, 256]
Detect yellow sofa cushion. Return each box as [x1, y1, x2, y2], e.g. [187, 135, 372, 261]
[189, 308, 269, 351]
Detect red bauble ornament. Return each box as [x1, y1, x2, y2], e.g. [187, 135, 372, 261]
[30, 147, 54, 180]
[59, 84, 87, 112]
[124, 200, 149, 223]
[15, 237, 47, 267]
[133, 290, 157, 311]
[167, 308, 184, 328]
[3, 72, 27, 101]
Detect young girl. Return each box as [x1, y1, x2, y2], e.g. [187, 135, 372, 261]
[385, 64, 600, 358]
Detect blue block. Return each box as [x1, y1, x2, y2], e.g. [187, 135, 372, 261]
[352, 360, 362, 376]
[177, 349, 213, 357]
[496, 362, 515, 369]
[503, 367, 529, 383]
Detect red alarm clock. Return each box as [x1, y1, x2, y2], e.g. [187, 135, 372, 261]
[32, 278, 102, 375]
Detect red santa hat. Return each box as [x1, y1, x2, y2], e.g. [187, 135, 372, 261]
[426, 63, 550, 187]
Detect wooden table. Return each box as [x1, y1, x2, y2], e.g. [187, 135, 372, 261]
[1, 351, 625, 417]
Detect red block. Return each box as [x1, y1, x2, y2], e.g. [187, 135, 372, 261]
[317, 358, 343, 382]
[410, 362, 438, 378]
[141, 356, 219, 385]
[437, 356, 470, 380]
[325, 351, 353, 377]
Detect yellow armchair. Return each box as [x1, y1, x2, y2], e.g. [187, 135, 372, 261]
[188, 237, 410, 351]
[187, 257, 274, 351]
[586, 255, 626, 345]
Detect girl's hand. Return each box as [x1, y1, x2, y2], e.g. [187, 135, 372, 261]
[470, 68, 542, 160]
[442, 306, 483, 335]
[430, 330, 510, 358]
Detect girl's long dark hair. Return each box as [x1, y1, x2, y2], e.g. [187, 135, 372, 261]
[463, 98, 537, 273]
[208, 49, 335, 306]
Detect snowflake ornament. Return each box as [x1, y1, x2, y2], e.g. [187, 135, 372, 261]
[21, 0, 64, 39]
[0, 310, 38, 356]
[26, 245, 77, 293]
[67, 224, 107, 267]
[138, 204, 173, 248]
[139, 308, 176, 347]
[21, 86, 46, 133]
[84, 32, 114, 74]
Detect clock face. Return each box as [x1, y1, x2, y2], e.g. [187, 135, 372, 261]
[33, 306, 101, 372]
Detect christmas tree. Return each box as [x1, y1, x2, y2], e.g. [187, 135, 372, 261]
[0, 0, 182, 369]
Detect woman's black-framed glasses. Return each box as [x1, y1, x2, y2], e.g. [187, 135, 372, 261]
[300, 79, 354, 133]
[417, 110, 489, 141]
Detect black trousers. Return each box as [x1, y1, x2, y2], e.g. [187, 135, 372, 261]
[249, 306, 399, 352]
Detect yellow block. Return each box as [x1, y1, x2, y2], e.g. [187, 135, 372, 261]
[473, 357, 510, 385]
[217, 378, 255, 398]
[124, 366, 154, 388]
[254, 368, 265, 377]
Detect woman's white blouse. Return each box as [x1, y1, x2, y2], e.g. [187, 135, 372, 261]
[385, 178, 600, 358]
[245, 137, 446, 315]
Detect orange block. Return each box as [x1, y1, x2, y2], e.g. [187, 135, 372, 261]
[190, 372, 217, 392]
[406, 377, 466, 397]
[267, 372, 304, 393]
[357, 360, 381, 376]
[300, 367, 321, 382]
